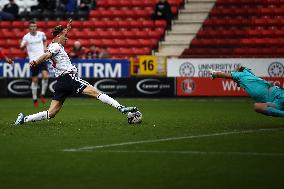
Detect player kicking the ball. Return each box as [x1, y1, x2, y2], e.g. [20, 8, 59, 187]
[209, 66, 284, 117]
[15, 20, 139, 125]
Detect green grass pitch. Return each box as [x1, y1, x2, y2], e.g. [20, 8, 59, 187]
[0, 98, 283, 189]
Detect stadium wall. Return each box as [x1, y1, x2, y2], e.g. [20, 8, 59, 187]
[0, 58, 283, 97]
[0, 78, 176, 98]
[167, 58, 284, 77]
[1, 77, 283, 98]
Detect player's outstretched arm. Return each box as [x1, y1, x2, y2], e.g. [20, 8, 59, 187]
[209, 69, 232, 79]
[30, 51, 52, 67]
[63, 19, 72, 35]
[214, 72, 232, 79]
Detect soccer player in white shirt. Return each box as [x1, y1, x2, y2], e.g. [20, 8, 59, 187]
[15, 20, 139, 125]
[20, 21, 49, 107]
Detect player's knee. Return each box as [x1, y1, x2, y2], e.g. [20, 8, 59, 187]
[83, 85, 100, 97]
[42, 72, 48, 79]
[32, 77, 38, 83]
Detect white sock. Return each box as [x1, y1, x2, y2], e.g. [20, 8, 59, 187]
[24, 111, 49, 123]
[41, 79, 48, 96]
[31, 82, 38, 100]
[97, 93, 121, 109]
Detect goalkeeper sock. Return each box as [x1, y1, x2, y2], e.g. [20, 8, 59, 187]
[31, 81, 38, 100]
[41, 79, 48, 96]
[97, 93, 121, 109]
[265, 107, 284, 117]
[24, 111, 49, 123]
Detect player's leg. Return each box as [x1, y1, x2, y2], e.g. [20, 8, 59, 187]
[82, 85, 137, 113]
[31, 65, 41, 107]
[40, 69, 49, 103]
[14, 100, 63, 125]
[31, 75, 39, 107]
[254, 103, 284, 117]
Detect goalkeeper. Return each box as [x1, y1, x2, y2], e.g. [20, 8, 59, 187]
[210, 66, 284, 117]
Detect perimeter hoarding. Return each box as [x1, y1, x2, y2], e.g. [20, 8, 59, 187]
[0, 78, 175, 98]
[0, 59, 130, 78]
[177, 77, 284, 96]
[167, 58, 284, 77]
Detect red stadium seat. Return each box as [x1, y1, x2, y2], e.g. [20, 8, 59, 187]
[96, 0, 108, 7]
[120, 48, 133, 56]
[135, 30, 148, 39]
[107, 0, 120, 7]
[130, 20, 143, 28]
[107, 48, 121, 56]
[148, 30, 161, 39]
[6, 39, 19, 48]
[126, 39, 138, 47]
[80, 39, 91, 47]
[47, 21, 58, 28]
[155, 20, 167, 28]
[118, 20, 131, 28]
[112, 9, 125, 18]
[74, 31, 89, 39]
[102, 39, 115, 47]
[111, 39, 128, 48]
[122, 30, 135, 38]
[171, 6, 178, 15]
[134, 9, 150, 18]
[110, 30, 124, 39]
[132, 47, 151, 55]
[71, 20, 83, 28]
[10, 48, 25, 58]
[87, 30, 99, 39]
[120, 0, 132, 7]
[93, 20, 107, 28]
[35, 21, 46, 29]
[0, 21, 12, 28]
[0, 40, 8, 48]
[2, 30, 18, 39]
[90, 39, 102, 47]
[105, 20, 119, 28]
[97, 30, 112, 39]
[142, 20, 154, 28]
[0, 0, 178, 59]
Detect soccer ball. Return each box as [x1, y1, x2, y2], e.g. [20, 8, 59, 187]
[127, 111, 142, 124]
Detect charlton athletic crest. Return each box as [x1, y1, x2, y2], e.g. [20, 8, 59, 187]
[182, 79, 195, 94]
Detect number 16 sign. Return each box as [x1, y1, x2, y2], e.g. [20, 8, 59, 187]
[139, 55, 157, 75]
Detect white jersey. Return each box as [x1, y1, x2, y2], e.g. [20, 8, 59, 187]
[22, 31, 46, 61]
[47, 42, 77, 77]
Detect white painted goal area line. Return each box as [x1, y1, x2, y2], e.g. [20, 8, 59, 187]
[63, 128, 284, 153]
[91, 150, 284, 157]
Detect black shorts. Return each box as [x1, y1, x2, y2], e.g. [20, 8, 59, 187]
[31, 61, 48, 77]
[52, 73, 90, 103]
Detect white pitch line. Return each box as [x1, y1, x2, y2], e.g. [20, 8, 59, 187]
[92, 150, 284, 157]
[63, 128, 284, 152]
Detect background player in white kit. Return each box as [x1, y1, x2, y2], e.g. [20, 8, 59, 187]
[15, 20, 139, 125]
[20, 21, 49, 107]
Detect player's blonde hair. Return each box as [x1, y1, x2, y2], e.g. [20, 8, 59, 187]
[52, 25, 64, 37]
